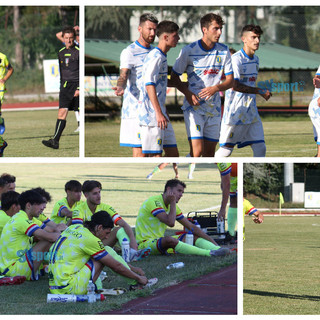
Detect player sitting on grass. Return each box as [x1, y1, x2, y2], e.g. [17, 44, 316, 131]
[243, 198, 264, 240]
[308, 65, 320, 157]
[135, 179, 230, 257]
[72, 180, 150, 262]
[0, 191, 20, 237]
[49, 211, 155, 294]
[51, 180, 82, 225]
[0, 190, 60, 280]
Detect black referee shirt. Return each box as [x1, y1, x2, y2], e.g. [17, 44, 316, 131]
[58, 45, 79, 85]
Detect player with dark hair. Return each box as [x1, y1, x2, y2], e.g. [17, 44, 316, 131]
[135, 179, 230, 256]
[138, 20, 180, 156]
[112, 13, 158, 157]
[51, 180, 82, 224]
[0, 190, 60, 280]
[1, 173, 16, 191]
[42, 26, 79, 149]
[216, 24, 272, 157]
[0, 191, 20, 236]
[0, 52, 14, 156]
[170, 13, 234, 157]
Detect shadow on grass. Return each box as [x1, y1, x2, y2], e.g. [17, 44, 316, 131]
[244, 289, 320, 302]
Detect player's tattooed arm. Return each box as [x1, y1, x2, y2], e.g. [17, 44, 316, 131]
[112, 68, 130, 96]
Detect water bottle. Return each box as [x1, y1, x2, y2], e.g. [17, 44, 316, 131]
[47, 293, 105, 303]
[121, 238, 130, 262]
[185, 229, 194, 246]
[194, 220, 201, 229]
[166, 262, 185, 269]
[217, 220, 225, 239]
[87, 280, 96, 303]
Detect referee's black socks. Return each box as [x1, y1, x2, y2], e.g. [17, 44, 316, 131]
[53, 119, 66, 142]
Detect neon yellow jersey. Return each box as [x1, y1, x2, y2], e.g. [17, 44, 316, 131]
[0, 210, 40, 272]
[135, 194, 184, 243]
[72, 201, 122, 225]
[0, 52, 10, 80]
[243, 198, 257, 217]
[51, 197, 83, 224]
[217, 163, 237, 196]
[48, 224, 108, 290]
[0, 210, 10, 237]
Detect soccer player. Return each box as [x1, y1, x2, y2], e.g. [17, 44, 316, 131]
[49, 211, 154, 294]
[0, 51, 14, 156]
[112, 13, 158, 157]
[216, 24, 272, 157]
[72, 180, 150, 262]
[0, 191, 20, 236]
[138, 20, 180, 156]
[135, 179, 230, 257]
[42, 26, 79, 149]
[1, 173, 16, 191]
[0, 190, 60, 280]
[146, 163, 179, 180]
[217, 163, 237, 243]
[308, 65, 320, 157]
[51, 180, 82, 224]
[170, 13, 234, 157]
[243, 198, 264, 240]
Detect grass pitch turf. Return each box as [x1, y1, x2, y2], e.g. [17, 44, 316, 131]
[85, 115, 316, 157]
[243, 216, 320, 315]
[2, 109, 79, 157]
[0, 163, 236, 314]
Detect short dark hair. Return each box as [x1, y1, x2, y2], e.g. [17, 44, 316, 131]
[1, 173, 16, 184]
[229, 47, 236, 55]
[18, 190, 45, 211]
[0, 178, 6, 188]
[31, 187, 52, 203]
[200, 13, 224, 31]
[241, 24, 263, 36]
[164, 179, 186, 193]
[156, 20, 179, 38]
[62, 26, 75, 37]
[84, 210, 114, 231]
[82, 180, 102, 193]
[139, 13, 158, 26]
[65, 180, 82, 193]
[1, 191, 20, 211]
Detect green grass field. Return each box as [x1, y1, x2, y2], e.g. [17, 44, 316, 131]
[243, 216, 320, 315]
[0, 163, 236, 314]
[85, 115, 316, 157]
[2, 109, 79, 157]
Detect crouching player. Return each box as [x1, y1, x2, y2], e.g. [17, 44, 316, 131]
[49, 211, 155, 294]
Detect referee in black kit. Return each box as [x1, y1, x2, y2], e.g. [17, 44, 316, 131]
[42, 26, 79, 150]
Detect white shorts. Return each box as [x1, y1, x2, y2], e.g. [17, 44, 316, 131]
[184, 109, 220, 142]
[140, 125, 164, 155]
[120, 118, 142, 148]
[163, 122, 177, 148]
[309, 99, 320, 144]
[219, 121, 265, 148]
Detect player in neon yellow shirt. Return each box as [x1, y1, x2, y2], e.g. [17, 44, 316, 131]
[72, 180, 150, 262]
[51, 180, 82, 225]
[0, 190, 60, 280]
[243, 198, 264, 240]
[217, 163, 238, 243]
[0, 191, 20, 236]
[49, 211, 152, 294]
[0, 52, 14, 156]
[136, 179, 230, 256]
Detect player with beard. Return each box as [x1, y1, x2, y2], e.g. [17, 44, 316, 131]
[112, 13, 158, 157]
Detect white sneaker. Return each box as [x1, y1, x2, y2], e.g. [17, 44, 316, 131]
[188, 174, 193, 179]
[74, 126, 80, 133]
[129, 277, 158, 291]
[146, 173, 153, 180]
[129, 247, 151, 262]
[210, 248, 230, 256]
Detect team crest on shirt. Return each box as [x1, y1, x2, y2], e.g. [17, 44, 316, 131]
[229, 132, 234, 138]
[216, 56, 222, 63]
[157, 139, 162, 145]
[196, 125, 201, 132]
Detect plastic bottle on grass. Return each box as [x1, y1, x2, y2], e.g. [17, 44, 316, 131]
[217, 220, 225, 239]
[87, 280, 96, 303]
[185, 229, 194, 246]
[121, 238, 130, 262]
[166, 262, 185, 269]
[47, 293, 105, 303]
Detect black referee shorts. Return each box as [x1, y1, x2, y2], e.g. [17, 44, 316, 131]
[59, 82, 79, 111]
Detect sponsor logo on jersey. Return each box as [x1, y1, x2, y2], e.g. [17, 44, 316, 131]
[203, 68, 219, 76]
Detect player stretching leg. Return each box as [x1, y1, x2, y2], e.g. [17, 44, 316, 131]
[0, 52, 14, 156]
[216, 25, 272, 157]
[42, 26, 79, 149]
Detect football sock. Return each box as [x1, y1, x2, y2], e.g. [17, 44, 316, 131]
[116, 227, 130, 246]
[75, 111, 80, 123]
[195, 237, 220, 251]
[251, 142, 266, 157]
[188, 163, 196, 176]
[215, 146, 233, 157]
[104, 245, 136, 285]
[152, 166, 161, 175]
[227, 207, 238, 236]
[53, 119, 66, 142]
[175, 240, 211, 256]
[95, 277, 103, 290]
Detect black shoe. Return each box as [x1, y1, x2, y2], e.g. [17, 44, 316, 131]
[225, 231, 237, 244]
[42, 138, 59, 149]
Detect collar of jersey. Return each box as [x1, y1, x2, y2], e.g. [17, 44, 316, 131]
[135, 40, 152, 50]
[155, 47, 166, 57]
[241, 48, 255, 60]
[198, 39, 216, 52]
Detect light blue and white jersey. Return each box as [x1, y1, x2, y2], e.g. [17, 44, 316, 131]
[138, 47, 169, 127]
[172, 40, 233, 117]
[120, 41, 153, 119]
[308, 65, 320, 119]
[223, 49, 260, 125]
